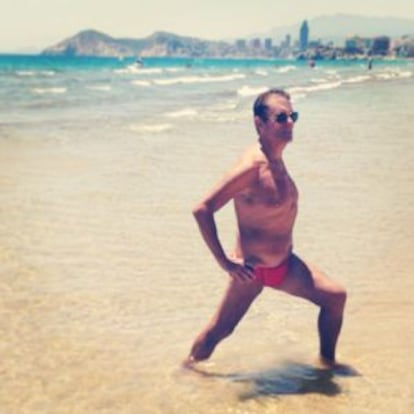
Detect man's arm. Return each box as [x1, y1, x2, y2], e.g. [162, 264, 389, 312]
[192, 161, 258, 282]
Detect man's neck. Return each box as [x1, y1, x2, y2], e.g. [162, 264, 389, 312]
[259, 138, 285, 162]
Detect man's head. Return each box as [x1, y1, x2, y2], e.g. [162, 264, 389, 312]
[253, 88, 298, 145]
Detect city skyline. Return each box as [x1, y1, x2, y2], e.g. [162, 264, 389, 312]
[2, 0, 414, 52]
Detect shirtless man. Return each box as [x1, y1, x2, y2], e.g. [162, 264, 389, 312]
[186, 88, 347, 367]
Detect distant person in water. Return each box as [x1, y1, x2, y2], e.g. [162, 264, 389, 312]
[185, 88, 347, 368]
[368, 58, 373, 70]
[309, 58, 316, 68]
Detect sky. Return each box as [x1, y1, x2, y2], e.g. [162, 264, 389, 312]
[2, 0, 414, 52]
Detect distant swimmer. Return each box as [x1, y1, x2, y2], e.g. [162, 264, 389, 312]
[368, 58, 373, 70]
[185, 88, 347, 369]
[135, 57, 144, 67]
[309, 58, 316, 68]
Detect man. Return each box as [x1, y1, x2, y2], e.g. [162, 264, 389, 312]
[186, 88, 347, 368]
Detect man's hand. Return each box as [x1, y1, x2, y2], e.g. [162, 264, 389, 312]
[221, 258, 255, 283]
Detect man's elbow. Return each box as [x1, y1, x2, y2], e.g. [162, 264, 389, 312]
[192, 203, 210, 219]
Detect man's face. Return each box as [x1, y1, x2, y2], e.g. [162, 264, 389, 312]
[257, 94, 295, 143]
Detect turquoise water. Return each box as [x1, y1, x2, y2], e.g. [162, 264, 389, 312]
[1, 55, 412, 127]
[0, 55, 413, 413]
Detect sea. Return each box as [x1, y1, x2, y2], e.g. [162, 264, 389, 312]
[0, 54, 413, 413]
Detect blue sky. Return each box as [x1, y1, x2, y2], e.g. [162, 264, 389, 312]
[2, 0, 414, 52]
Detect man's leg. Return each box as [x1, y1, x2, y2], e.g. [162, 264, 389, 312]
[277, 254, 347, 364]
[188, 278, 263, 362]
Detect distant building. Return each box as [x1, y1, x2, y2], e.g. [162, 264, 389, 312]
[371, 36, 391, 55]
[392, 35, 414, 57]
[300, 20, 309, 50]
[345, 36, 372, 54]
[285, 34, 291, 48]
[235, 39, 246, 49]
[264, 38, 273, 50]
[250, 38, 261, 49]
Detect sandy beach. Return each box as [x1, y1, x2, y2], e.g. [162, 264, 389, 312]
[1, 57, 413, 413]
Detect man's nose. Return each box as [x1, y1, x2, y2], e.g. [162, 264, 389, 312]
[286, 116, 295, 126]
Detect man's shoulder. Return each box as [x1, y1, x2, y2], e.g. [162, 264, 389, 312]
[238, 144, 267, 169]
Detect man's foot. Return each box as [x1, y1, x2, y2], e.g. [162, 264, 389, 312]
[181, 356, 197, 370]
[317, 356, 360, 376]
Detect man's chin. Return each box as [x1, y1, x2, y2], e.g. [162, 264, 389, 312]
[281, 134, 293, 142]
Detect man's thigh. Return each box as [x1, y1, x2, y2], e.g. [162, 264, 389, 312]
[211, 277, 263, 328]
[276, 253, 345, 305]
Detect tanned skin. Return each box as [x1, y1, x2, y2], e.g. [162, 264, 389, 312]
[186, 91, 347, 368]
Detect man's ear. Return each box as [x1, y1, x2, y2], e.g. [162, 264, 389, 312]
[254, 116, 264, 135]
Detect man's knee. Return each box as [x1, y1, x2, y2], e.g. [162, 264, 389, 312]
[323, 286, 347, 311]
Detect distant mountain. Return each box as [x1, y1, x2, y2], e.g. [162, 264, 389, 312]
[42, 14, 414, 58]
[254, 14, 414, 45]
[42, 29, 234, 57]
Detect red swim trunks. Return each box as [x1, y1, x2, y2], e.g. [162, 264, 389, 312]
[247, 258, 290, 288]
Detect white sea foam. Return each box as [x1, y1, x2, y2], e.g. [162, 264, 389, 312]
[209, 100, 238, 111]
[135, 68, 164, 75]
[311, 78, 329, 84]
[397, 71, 412, 78]
[17, 70, 56, 77]
[287, 81, 342, 95]
[153, 73, 245, 86]
[131, 80, 151, 87]
[276, 65, 297, 74]
[31, 87, 67, 94]
[237, 85, 267, 97]
[129, 123, 173, 133]
[114, 66, 163, 75]
[16, 71, 35, 76]
[255, 69, 268, 76]
[87, 85, 112, 91]
[165, 67, 185, 73]
[291, 93, 307, 102]
[323, 69, 339, 76]
[376, 70, 412, 80]
[165, 108, 198, 118]
[343, 75, 371, 84]
[375, 71, 399, 80]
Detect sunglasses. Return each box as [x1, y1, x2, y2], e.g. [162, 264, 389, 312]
[273, 111, 299, 123]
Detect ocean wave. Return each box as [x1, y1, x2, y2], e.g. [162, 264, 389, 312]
[165, 108, 198, 118]
[323, 69, 339, 76]
[86, 84, 112, 91]
[375, 69, 413, 80]
[131, 80, 151, 87]
[343, 75, 372, 84]
[255, 69, 268, 76]
[16, 70, 35, 76]
[129, 123, 173, 133]
[291, 93, 307, 102]
[153, 73, 246, 86]
[237, 85, 267, 97]
[288, 81, 342, 95]
[209, 100, 238, 111]
[165, 67, 186, 73]
[114, 66, 163, 75]
[311, 77, 329, 84]
[134, 67, 164, 75]
[31, 87, 67, 94]
[275, 65, 297, 74]
[16, 70, 55, 77]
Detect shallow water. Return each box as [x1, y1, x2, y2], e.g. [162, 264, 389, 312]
[0, 57, 413, 413]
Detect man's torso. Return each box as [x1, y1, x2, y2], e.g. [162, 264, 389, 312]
[233, 149, 298, 267]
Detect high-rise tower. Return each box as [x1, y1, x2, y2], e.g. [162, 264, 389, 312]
[300, 20, 309, 50]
